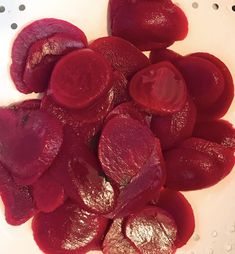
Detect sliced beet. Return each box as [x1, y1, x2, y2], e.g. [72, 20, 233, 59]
[32, 200, 109, 254]
[10, 99, 41, 110]
[157, 189, 195, 248]
[0, 163, 36, 225]
[11, 18, 87, 94]
[0, 108, 63, 185]
[109, 0, 188, 50]
[125, 206, 177, 254]
[150, 49, 182, 64]
[98, 116, 156, 186]
[49, 49, 113, 109]
[151, 97, 197, 150]
[193, 120, 235, 150]
[103, 218, 140, 254]
[89, 36, 150, 79]
[129, 61, 187, 115]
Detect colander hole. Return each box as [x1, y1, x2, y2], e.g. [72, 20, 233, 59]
[212, 3, 219, 10]
[0, 6, 5, 13]
[232, 5, 235, 11]
[192, 2, 199, 9]
[11, 23, 18, 30]
[19, 4, 26, 11]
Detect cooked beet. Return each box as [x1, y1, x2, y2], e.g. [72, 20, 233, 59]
[193, 120, 235, 150]
[125, 206, 177, 254]
[151, 97, 197, 150]
[109, 0, 188, 50]
[129, 61, 187, 115]
[11, 99, 41, 110]
[150, 49, 182, 64]
[90, 36, 150, 79]
[0, 163, 36, 225]
[157, 189, 195, 248]
[11, 18, 87, 94]
[32, 200, 109, 254]
[0, 108, 63, 185]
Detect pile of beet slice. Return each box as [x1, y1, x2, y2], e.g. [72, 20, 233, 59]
[0, 0, 234, 254]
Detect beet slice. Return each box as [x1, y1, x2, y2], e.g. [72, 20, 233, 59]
[193, 120, 235, 150]
[129, 61, 187, 115]
[98, 116, 156, 186]
[0, 163, 36, 225]
[109, 0, 188, 50]
[0, 108, 63, 185]
[103, 218, 140, 254]
[157, 189, 195, 247]
[11, 18, 87, 94]
[189, 52, 234, 120]
[150, 49, 182, 64]
[125, 206, 177, 254]
[49, 49, 112, 109]
[151, 97, 197, 150]
[89, 36, 150, 79]
[32, 200, 109, 254]
[10, 99, 41, 110]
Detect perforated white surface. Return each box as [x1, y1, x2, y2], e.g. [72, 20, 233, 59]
[0, 0, 234, 254]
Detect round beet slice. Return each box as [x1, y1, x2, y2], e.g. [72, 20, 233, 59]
[125, 206, 177, 254]
[32, 200, 109, 254]
[10, 99, 41, 110]
[89, 36, 150, 79]
[10, 18, 87, 94]
[150, 49, 182, 64]
[0, 108, 63, 185]
[129, 62, 187, 115]
[151, 97, 197, 150]
[49, 49, 113, 109]
[157, 189, 195, 248]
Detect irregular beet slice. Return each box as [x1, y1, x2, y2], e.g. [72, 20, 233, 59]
[0, 163, 36, 225]
[109, 0, 188, 50]
[32, 200, 109, 254]
[189, 52, 234, 120]
[11, 18, 88, 94]
[150, 49, 182, 64]
[151, 97, 197, 150]
[49, 49, 112, 109]
[10, 99, 41, 110]
[125, 206, 177, 254]
[0, 108, 63, 185]
[98, 116, 156, 186]
[103, 218, 140, 254]
[89, 36, 150, 79]
[129, 61, 187, 115]
[157, 189, 195, 248]
[193, 120, 235, 150]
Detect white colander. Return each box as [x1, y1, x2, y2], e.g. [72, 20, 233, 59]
[0, 0, 234, 254]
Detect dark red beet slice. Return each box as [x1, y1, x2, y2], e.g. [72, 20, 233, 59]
[125, 206, 177, 254]
[156, 189, 195, 248]
[0, 108, 63, 185]
[49, 49, 112, 109]
[32, 200, 109, 254]
[129, 61, 187, 115]
[32, 172, 65, 213]
[0, 163, 36, 225]
[189, 52, 234, 120]
[193, 120, 235, 150]
[175, 56, 225, 112]
[98, 116, 156, 186]
[11, 18, 87, 94]
[103, 218, 140, 254]
[10, 99, 41, 110]
[109, 0, 188, 50]
[150, 49, 182, 64]
[151, 97, 197, 150]
[89, 36, 150, 79]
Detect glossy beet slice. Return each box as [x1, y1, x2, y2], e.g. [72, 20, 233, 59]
[103, 218, 140, 254]
[151, 97, 197, 150]
[90, 36, 150, 79]
[193, 120, 235, 150]
[98, 116, 156, 186]
[0, 108, 63, 185]
[11, 18, 87, 94]
[129, 62, 187, 115]
[125, 206, 177, 254]
[49, 49, 112, 109]
[109, 0, 188, 50]
[32, 200, 109, 254]
[150, 49, 182, 64]
[189, 52, 234, 120]
[10, 99, 41, 110]
[0, 163, 36, 225]
[157, 189, 195, 247]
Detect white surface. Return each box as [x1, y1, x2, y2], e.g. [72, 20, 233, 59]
[0, 0, 234, 254]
